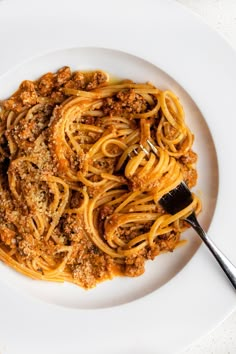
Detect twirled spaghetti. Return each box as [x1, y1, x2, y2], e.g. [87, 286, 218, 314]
[0, 67, 201, 288]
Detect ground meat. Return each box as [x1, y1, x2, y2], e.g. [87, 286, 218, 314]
[93, 157, 117, 172]
[18, 233, 38, 259]
[6, 103, 53, 149]
[118, 227, 140, 243]
[165, 125, 178, 139]
[82, 115, 95, 125]
[19, 80, 38, 106]
[68, 154, 81, 171]
[127, 173, 160, 192]
[38, 73, 55, 96]
[0, 135, 9, 161]
[55, 66, 71, 87]
[64, 71, 87, 90]
[64, 70, 108, 91]
[180, 150, 198, 165]
[0, 225, 16, 247]
[99, 205, 114, 220]
[3, 97, 22, 112]
[86, 71, 108, 90]
[181, 164, 198, 188]
[145, 245, 160, 260]
[50, 90, 65, 103]
[2, 68, 108, 114]
[3, 80, 38, 112]
[70, 191, 82, 208]
[73, 71, 86, 88]
[60, 214, 85, 242]
[103, 89, 147, 117]
[158, 232, 180, 252]
[72, 252, 113, 288]
[60, 214, 115, 288]
[124, 255, 145, 277]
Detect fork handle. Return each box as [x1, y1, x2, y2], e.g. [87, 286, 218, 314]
[186, 213, 236, 290]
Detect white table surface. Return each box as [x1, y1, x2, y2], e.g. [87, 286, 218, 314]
[176, 2, 236, 354]
[0, 1, 235, 353]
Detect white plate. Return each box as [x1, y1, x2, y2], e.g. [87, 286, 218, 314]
[0, 1, 235, 353]
[0, 46, 218, 309]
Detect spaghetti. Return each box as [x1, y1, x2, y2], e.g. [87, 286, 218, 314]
[0, 67, 201, 288]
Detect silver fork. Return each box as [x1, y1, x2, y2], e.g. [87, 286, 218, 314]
[141, 139, 236, 290]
